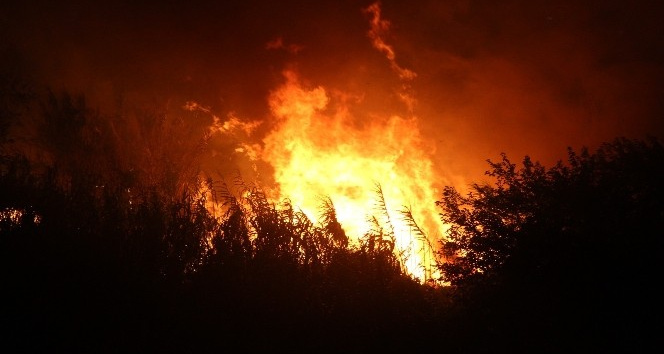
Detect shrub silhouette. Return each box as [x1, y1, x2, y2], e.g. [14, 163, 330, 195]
[436, 136, 663, 351]
[2, 82, 661, 352]
[1, 87, 439, 351]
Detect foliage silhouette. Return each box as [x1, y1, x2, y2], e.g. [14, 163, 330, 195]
[436, 136, 664, 351]
[0, 87, 439, 351]
[1, 81, 661, 352]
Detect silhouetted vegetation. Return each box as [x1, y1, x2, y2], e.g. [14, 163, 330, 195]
[437, 137, 663, 352]
[1, 80, 661, 352]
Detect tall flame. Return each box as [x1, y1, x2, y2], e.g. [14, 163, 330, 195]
[261, 70, 444, 281]
[198, 1, 447, 281]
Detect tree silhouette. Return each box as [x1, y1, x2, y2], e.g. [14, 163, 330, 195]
[0, 73, 34, 146]
[436, 137, 664, 351]
[4, 75, 663, 352]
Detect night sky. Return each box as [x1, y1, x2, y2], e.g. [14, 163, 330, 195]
[2, 0, 663, 187]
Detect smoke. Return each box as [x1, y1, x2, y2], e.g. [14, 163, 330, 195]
[1, 0, 662, 189]
[364, 2, 417, 82]
[388, 0, 664, 181]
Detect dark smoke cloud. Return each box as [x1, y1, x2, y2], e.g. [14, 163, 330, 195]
[1, 0, 662, 186]
[388, 0, 664, 179]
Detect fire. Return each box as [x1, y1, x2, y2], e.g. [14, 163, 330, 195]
[196, 1, 447, 282]
[261, 70, 444, 281]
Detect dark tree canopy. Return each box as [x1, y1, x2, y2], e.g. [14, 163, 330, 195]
[436, 137, 663, 351]
[1, 80, 661, 351]
[438, 137, 664, 285]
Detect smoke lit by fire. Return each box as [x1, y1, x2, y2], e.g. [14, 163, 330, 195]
[2, 0, 662, 281]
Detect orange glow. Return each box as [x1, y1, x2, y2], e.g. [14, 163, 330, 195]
[0, 208, 41, 229]
[261, 69, 444, 281]
[364, 2, 417, 81]
[195, 2, 448, 282]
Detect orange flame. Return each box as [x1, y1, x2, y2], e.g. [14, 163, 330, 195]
[196, 1, 447, 282]
[261, 70, 444, 281]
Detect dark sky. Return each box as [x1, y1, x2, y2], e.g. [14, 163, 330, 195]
[2, 0, 663, 186]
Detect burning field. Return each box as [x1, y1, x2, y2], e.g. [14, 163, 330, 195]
[1, 0, 662, 351]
